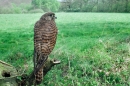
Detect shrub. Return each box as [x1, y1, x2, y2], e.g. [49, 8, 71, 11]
[29, 9, 44, 13]
[0, 7, 13, 14]
[0, 3, 32, 14]
[11, 6, 22, 13]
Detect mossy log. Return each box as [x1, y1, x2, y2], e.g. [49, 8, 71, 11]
[27, 58, 60, 86]
[0, 58, 60, 86]
[0, 60, 18, 86]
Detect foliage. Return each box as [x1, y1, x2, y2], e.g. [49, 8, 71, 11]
[29, 9, 44, 13]
[0, 3, 32, 14]
[32, 0, 60, 12]
[0, 8, 13, 14]
[0, 13, 130, 86]
[60, 0, 130, 12]
[0, 0, 130, 13]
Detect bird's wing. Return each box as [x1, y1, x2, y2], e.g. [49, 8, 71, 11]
[34, 22, 49, 74]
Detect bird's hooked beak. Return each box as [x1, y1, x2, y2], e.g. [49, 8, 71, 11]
[55, 17, 57, 19]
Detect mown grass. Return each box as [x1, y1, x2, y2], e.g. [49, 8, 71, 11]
[0, 13, 130, 86]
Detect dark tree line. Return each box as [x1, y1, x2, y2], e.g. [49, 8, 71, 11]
[59, 0, 130, 12]
[1, 0, 129, 13]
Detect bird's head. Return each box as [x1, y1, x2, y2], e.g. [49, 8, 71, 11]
[41, 12, 57, 21]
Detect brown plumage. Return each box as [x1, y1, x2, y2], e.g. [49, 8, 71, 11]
[34, 12, 57, 85]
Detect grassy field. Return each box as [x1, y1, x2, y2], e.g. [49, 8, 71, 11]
[0, 13, 130, 86]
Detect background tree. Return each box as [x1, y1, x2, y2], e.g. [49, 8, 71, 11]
[59, 0, 130, 12]
[31, 0, 60, 12]
[0, 0, 130, 13]
[125, 0, 129, 12]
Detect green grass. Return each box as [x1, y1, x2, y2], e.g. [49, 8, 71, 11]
[0, 13, 130, 86]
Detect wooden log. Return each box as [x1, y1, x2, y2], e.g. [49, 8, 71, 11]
[0, 60, 18, 86]
[0, 58, 60, 86]
[27, 58, 61, 86]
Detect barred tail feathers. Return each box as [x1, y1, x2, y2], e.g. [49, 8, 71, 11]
[35, 68, 43, 85]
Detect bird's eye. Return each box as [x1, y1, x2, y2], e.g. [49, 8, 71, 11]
[49, 14, 53, 16]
